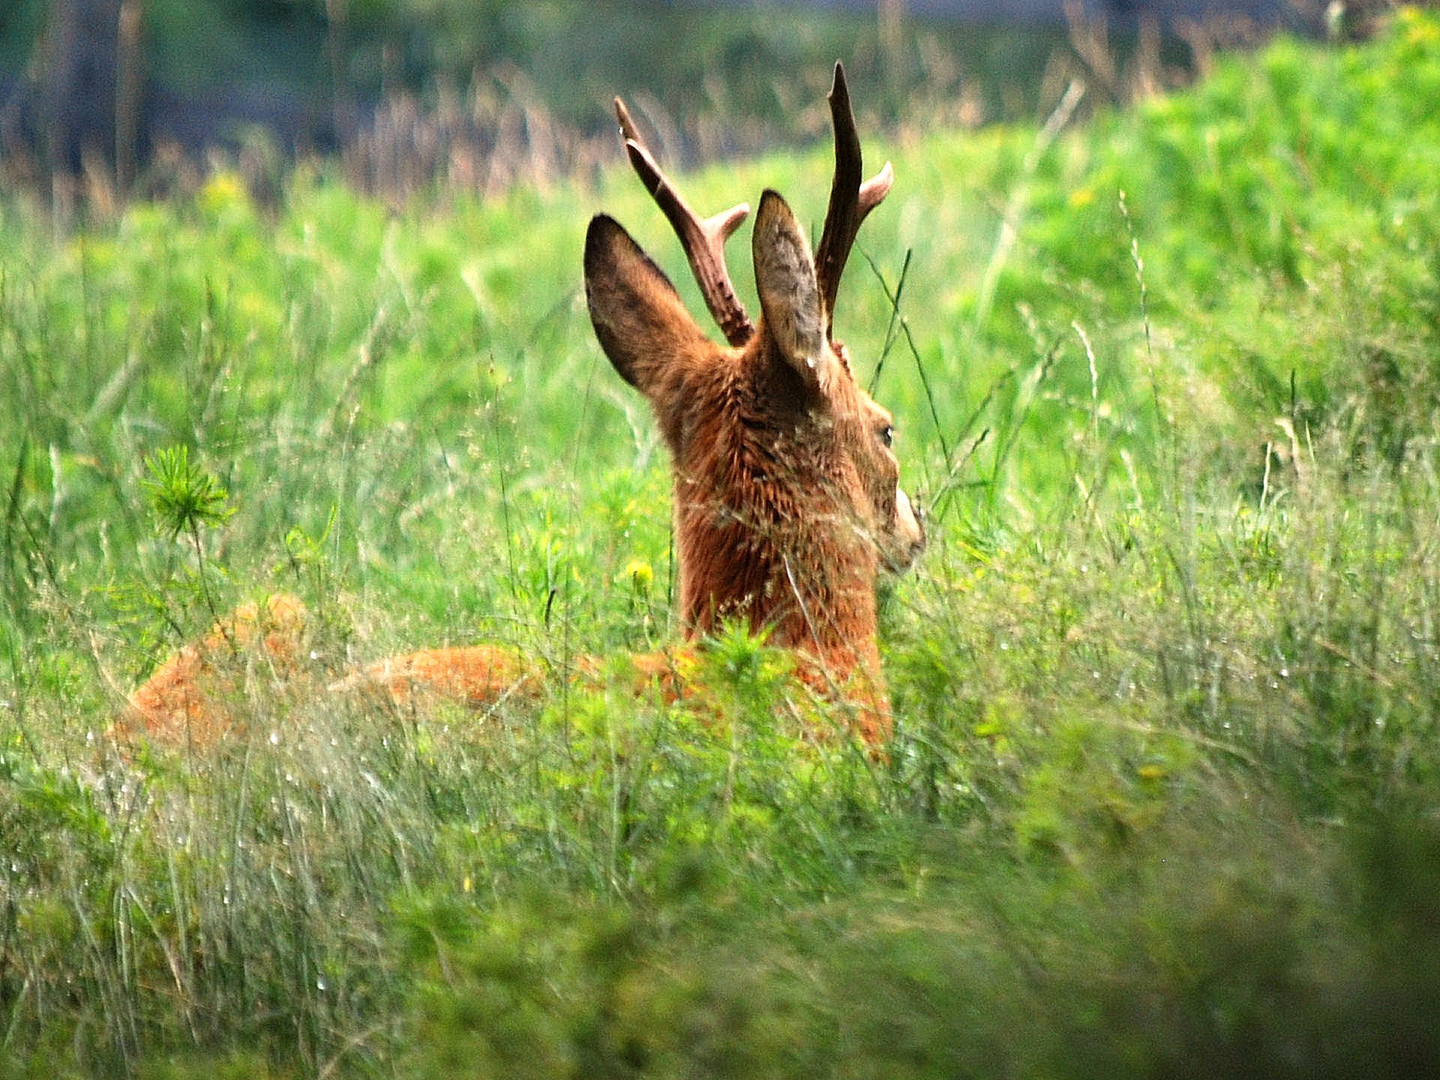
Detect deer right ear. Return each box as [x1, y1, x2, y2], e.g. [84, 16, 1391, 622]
[752, 191, 831, 397]
[585, 214, 710, 397]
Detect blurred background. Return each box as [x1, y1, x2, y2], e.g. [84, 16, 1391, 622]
[0, 0, 1366, 205]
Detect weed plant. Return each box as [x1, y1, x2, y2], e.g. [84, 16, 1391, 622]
[1, 12, 1440, 1078]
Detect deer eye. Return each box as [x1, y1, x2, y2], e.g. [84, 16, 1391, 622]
[879, 424, 894, 448]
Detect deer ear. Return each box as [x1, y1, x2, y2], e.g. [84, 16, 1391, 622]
[585, 214, 710, 398]
[752, 190, 830, 395]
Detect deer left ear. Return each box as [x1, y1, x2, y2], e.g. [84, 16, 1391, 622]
[585, 214, 711, 399]
[753, 190, 833, 396]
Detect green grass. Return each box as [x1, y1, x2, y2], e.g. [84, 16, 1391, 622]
[3, 11, 1440, 1077]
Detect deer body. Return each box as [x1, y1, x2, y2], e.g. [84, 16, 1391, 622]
[122, 64, 923, 748]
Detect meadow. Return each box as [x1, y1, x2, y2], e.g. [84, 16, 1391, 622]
[2, 11, 1440, 1077]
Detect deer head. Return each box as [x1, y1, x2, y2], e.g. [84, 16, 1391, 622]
[584, 64, 925, 694]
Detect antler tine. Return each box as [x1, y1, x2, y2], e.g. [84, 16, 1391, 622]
[814, 62, 894, 340]
[614, 97, 755, 347]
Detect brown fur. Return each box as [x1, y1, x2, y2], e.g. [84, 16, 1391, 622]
[116, 594, 308, 748]
[122, 79, 922, 750]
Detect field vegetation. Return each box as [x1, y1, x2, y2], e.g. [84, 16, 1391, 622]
[2, 10, 1440, 1077]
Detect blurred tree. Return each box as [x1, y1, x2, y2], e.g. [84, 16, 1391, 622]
[40, 0, 123, 174]
[31, 0, 143, 187]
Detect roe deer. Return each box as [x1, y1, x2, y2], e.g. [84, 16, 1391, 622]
[121, 63, 923, 749]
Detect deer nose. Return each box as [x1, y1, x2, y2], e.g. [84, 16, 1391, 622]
[893, 488, 926, 566]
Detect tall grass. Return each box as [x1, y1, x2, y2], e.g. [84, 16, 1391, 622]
[1, 11, 1439, 1077]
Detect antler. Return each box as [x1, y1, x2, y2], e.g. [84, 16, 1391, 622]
[813, 62, 894, 341]
[614, 97, 755, 347]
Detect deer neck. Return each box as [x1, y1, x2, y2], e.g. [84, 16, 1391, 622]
[668, 353, 882, 678]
